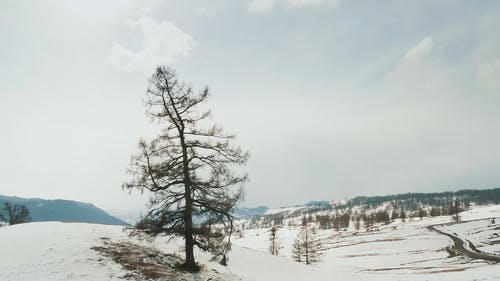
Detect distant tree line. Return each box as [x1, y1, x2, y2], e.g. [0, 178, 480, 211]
[241, 188, 498, 230]
[240, 192, 493, 232]
[341, 188, 498, 210]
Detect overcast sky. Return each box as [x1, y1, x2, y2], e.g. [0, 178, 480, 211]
[1, 0, 499, 216]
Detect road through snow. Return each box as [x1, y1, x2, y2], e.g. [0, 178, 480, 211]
[428, 220, 500, 263]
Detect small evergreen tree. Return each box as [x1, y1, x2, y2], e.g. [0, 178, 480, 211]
[339, 211, 351, 228]
[292, 236, 302, 262]
[268, 225, 282, 256]
[375, 210, 390, 224]
[301, 215, 307, 226]
[361, 213, 371, 230]
[355, 219, 361, 231]
[354, 214, 361, 231]
[400, 206, 406, 223]
[316, 215, 330, 229]
[292, 224, 321, 265]
[391, 210, 399, 221]
[429, 207, 441, 217]
[418, 208, 427, 220]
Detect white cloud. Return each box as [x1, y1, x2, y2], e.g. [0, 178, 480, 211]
[479, 58, 500, 91]
[288, 0, 338, 8]
[195, 6, 216, 18]
[247, 0, 276, 14]
[247, 0, 338, 14]
[108, 17, 196, 72]
[404, 37, 434, 60]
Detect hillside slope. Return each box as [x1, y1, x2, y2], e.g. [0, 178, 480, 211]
[0, 195, 127, 225]
[232, 205, 500, 280]
[0, 222, 324, 281]
[0, 206, 498, 280]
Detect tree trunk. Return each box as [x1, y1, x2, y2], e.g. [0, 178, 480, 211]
[305, 225, 309, 265]
[180, 130, 197, 271]
[184, 193, 196, 271]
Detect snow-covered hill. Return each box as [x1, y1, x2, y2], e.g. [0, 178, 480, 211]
[0, 205, 498, 280]
[233, 205, 500, 280]
[0, 222, 323, 281]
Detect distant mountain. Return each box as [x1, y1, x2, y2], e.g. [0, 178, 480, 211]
[0, 195, 128, 226]
[106, 208, 145, 225]
[304, 200, 330, 207]
[233, 206, 269, 218]
[234, 202, 331, 218]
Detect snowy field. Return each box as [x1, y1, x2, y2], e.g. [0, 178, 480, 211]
[0, 206, 498, 280]
[437, 217, 499, 255]
[234, 205, 500, 280]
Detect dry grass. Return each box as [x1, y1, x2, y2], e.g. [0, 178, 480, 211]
[325, 237, 405, 249]
[342, 253, 382, 258]
[400, 257, 446, 266]
[361, 265, 468, 274]
[361, 266, 437, 272]
[419, 267, 467, 274]
[92, 237, 185, 280]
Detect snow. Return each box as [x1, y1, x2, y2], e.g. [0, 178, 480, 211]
[437, 205, 500, 255]
[0, 222, 125, 280]
[263, 206, 303, 215]
[233, 205, 500, 280]
[228, 246, 325, 280]
[0, 222, 324, 281]
[0, 205, 499, 280]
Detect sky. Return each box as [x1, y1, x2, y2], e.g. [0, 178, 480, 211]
[1, 0, 499, 217]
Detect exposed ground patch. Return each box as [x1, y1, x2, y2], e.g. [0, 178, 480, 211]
[91, 237, 228, 280]
[325, 237, 405, 249]
[419, 267, 467, 274]
[360, 266, 467, 274]
[342, 253, 382, 258]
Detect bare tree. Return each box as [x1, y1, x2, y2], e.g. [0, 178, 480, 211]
[268, 225, 282, 256]
[400, 206, 406, 223]
[450, 199, 461, 223]
[123, 66, 249, 271]
[3, 203, 31, 225]
[418, 207, 427, 220]
[292, 224, 321, 265]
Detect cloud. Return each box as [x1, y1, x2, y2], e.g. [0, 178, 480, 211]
[195, 6, 216, 18]
[247, 0, 338, 14]
[404, 37, 434, 60]
[380, 37, 458, 99]
[247, 0, 275, 13]
[479, 58, 500, 91]
[108, 17, 196, 72]
[287, 0, 339, 8]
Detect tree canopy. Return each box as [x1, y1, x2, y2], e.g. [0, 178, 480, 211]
[1, 203, 31, 225]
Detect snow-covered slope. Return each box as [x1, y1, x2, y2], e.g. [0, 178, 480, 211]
[0, 222, 324, 281]
[233, 205, 500, 280]
[0, 205, 499, 280]
[0, 222, 126, 280]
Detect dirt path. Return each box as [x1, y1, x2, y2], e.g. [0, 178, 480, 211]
[427, 221, 500, 263]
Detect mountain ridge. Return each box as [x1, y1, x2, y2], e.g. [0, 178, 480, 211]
[0, 195, 128, 226]
[235, 187, 500, 219]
